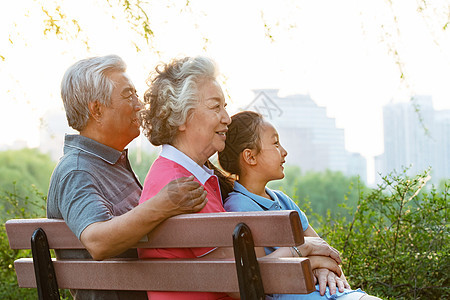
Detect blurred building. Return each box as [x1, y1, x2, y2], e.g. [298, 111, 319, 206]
[375, 95, 450, 184]
[245, 89, 367, 182]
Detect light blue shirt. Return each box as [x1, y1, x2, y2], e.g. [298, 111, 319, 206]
[224, 181, 309, 232]
[225, 182, 366, 299]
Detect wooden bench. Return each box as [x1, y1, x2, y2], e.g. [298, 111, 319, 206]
[6, 210, 315, 299]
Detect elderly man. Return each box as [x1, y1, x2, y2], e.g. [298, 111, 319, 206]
[47, 55, 208, 299]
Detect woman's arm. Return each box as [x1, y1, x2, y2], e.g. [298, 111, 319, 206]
[260, 237, 342, 265]
[307, 255, 341, 276]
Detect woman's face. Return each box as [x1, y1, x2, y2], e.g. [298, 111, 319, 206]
[177, 79, 231, 165]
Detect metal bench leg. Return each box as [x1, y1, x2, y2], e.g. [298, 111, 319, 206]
[232, 223, 265, 300]
[31, 228, 60, 300]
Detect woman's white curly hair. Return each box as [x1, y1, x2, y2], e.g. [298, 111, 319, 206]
[140, 56, 218, 146]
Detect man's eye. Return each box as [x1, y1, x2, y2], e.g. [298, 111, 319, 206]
[124, 92, 138, 101]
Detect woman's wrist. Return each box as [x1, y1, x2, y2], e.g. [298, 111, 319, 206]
[291, 246, 302, 257]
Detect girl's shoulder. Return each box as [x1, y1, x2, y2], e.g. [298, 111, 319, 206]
[270, 189, 300, 208]
[224, 190, 262, 212]
[270, 188, 291, 201]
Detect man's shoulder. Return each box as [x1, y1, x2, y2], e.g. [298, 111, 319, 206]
[53, 149, 89, 175]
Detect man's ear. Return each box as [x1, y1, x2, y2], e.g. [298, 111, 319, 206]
[242, 149, 257, 166]
[88, 101, 103, 122]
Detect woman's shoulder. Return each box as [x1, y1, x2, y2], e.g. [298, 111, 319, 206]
[148, 156, 192, 178]
[140, 156, 194, 203]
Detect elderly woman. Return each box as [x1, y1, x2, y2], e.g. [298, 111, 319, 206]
[138, 56, 236, 300]
[138, 56, 344, 300]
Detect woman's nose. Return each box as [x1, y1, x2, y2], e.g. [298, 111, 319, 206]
[222, 109, 231, 125]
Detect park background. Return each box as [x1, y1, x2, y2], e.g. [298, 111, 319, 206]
[0, 1, 449, 299]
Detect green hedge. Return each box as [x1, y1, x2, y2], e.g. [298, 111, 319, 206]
[1, 171, 448, 299]
[304, 169, 449, 299]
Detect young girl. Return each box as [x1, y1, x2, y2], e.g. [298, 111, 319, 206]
[218, 111, 379, 300]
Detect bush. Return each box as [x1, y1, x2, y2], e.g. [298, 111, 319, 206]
[269, 166, 368, 223]
[0, 184, 73, 299]
[0, 183, 47, 299]
[1, 165, 447, 299]
[309, 169, 449, 299]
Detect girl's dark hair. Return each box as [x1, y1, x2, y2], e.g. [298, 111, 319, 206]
[218, 111, 264, 188]
[205, 160, 234, 201]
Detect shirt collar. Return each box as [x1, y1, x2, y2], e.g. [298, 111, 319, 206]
[64, 134, 124, 165]
[160, 144, 215, 185]
[232, 181, 279, 210]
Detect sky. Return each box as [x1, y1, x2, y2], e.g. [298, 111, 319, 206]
[1, 0, 450, 182]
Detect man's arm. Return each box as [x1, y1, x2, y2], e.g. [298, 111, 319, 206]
[80, 176, 207, 260]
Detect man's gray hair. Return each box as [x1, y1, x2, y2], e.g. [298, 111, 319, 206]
[61, 55, 127, 131]
[141, 56, 218, 146]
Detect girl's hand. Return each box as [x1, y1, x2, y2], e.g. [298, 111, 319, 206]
[313, 268, 346, 296]
[339, 269, 351, 290]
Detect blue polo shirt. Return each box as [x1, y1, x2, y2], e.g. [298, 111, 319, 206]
[224, 181, 309, 230]
[46, 134, 146, 300]
[224, 181, 309, 255]
[47, 134, 142, 239]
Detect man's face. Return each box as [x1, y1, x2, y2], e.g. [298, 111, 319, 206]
[100, 71, 143, 151]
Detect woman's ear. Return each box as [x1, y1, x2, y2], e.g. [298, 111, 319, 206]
[178, 123, 187, 132]
[88, 101, 103, 122]
[242, 149, 257, 166]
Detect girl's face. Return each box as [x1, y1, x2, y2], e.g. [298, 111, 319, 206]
[254, 122, 288, 181]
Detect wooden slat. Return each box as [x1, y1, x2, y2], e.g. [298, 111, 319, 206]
[6, 211, 304, 249]
[14, 257, 315, 294]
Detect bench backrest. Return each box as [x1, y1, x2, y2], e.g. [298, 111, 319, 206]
[6, 211, 304, 249]
[5, 211, 316, 295]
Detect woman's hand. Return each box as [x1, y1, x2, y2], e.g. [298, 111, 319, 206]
[308, 255, 341, 276]
[298, 236, 342, 264]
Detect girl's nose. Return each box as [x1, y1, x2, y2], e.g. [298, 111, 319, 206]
[281, 145, 288, 157]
